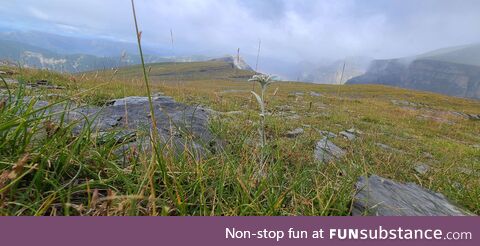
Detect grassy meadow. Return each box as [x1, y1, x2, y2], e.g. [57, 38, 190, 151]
[0, 62, 479, 215]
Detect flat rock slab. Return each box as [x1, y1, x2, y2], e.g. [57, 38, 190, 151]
[353, 175, 472, 216]
[19, 95, 221, 159]
[314, 137, 346, 163]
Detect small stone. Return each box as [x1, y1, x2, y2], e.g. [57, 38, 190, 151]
[310, 91, 321, 97]
[286, 114, 301, 120]
[289, 91, 304, 96]
[286, 128, 304, 138]
[314, 137, 346, 163]
[414, 163, 430, 175]
[375, 143, 391, 149]
[423, 152, 434, 159]
[319, 130, 337, 138]
[452, 182, 463, 190]
[346, 128, 363, 135]
[391, 100, 419, 107]
[339, 131, 356, 141]
[375, 143, 404, 153]
[276, 105, 293, 111]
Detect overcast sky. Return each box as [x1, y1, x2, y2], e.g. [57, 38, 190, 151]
[1, 0, 480, 63]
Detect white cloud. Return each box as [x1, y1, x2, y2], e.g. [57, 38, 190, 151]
[1, 0, 480, 63]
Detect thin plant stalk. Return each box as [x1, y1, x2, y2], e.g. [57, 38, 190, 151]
[130, 0, 158, 215]
[249, 74, 274, 178]
[252, 39, 262, 91]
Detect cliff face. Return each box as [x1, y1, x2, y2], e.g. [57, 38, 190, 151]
[347, 59, 480, 99]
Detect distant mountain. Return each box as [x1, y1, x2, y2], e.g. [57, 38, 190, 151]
[0, 31, 165, 57]
[417, 43, 480, 67]
[0, 31, 212, 73]
[0, 39, 176, 72]
[347, 44, 480, 99]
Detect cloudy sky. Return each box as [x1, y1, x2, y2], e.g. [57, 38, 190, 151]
[1, 0, 480, 64]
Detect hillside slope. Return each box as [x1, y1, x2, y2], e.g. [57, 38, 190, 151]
[1, 59, 479, 216]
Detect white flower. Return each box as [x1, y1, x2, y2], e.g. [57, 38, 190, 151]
[248, 74, 275, 89]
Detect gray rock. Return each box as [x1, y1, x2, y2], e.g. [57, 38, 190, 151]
[346, 128, 363, 135]
[423, 152, 434, 159]
[286, 114, 301, 120]
[414, 163, 430, 175]
[339, 131, 356, 141]
[466, 114, 480, 120]
[390, 100, 419, 107]
[375, 142, 404, 153]
[289, 91, 304, 96]
[450, 111, 480, 120]
[18, 95, 222, 159]
[2, 78, 18, 84]
[309, 91, 321, 97]
[286, 128, 304, 138]
[319, 130, 337, 138]
[275, 105, 293, 111]
[353, 175, 472, 216]
[314, 137, 346, 163]
[457, 167, 479, 177]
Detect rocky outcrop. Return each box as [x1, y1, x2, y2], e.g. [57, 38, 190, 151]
[347, 58, 480, 99]
[353, 175, 472, 216]
[210, 56, 253, 71]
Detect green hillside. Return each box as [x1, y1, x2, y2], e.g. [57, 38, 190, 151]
[0, 62, 479, 216]
[108, 60, 256, 81]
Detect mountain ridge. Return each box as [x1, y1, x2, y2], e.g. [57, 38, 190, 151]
[347, 44, 480, 99]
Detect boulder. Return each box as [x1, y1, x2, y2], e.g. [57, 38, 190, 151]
[16, 95, 222, 159]
[353, 175, 472, 216]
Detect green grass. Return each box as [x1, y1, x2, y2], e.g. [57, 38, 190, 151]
[0, 62, 479, 215]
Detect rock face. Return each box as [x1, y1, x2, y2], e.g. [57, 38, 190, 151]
[347, 58, 480, 99]
[353, 175, 471, 216]
[314, 137, 346, 163]
[210, 56, 253, 71]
